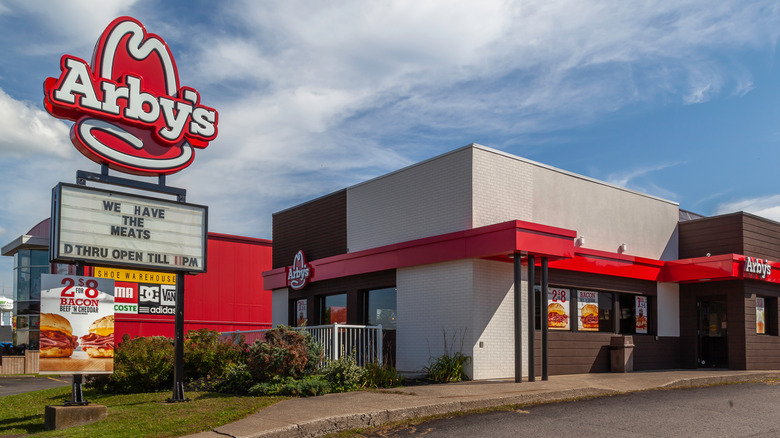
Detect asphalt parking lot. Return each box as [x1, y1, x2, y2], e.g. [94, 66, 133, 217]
[0, 376, 71, 397]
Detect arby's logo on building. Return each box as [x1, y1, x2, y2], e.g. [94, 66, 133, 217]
[743, 256, 773, 280]
[43, 16, 218, 176]
[287, 251, 313, 290]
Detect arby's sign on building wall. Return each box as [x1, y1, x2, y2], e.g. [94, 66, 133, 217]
[741, 256, 775, 282]
[43, 16, 218, 176]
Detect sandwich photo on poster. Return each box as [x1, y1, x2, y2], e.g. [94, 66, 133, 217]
[547, 288, 570, 330]
[756, 297, 766, 334]
[578, 290, 599, 331]
[39, 274, 115, 374]
[635, 296, 648, 334]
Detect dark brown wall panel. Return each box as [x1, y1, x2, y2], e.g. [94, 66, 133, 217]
[531, 331, 678, 375]
[272, 190, 347, 268]
[633, 336, 681, 370]
[679, 212, 780, 260]
[548, 269, 657, 295]
[744, 282, 780, 369]
[678, 213, 743, 259]
[742, 214, 780, 260]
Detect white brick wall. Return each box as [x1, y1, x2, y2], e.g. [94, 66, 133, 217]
[396, 260, 475, 376]
[397, 258, 531, 380]
[472, 259, 530, 379]
[347, 147, 474, 252]
[472, 148, 534, 226]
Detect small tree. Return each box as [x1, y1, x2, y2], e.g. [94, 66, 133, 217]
[246, 326, 322, 382]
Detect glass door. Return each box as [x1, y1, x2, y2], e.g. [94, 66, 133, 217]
[697, 298, 728, 368]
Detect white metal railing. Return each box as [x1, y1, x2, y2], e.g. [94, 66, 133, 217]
[220, 323, 383, 366]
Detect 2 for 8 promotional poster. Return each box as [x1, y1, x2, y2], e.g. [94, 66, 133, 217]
[39, 273, 115, 374]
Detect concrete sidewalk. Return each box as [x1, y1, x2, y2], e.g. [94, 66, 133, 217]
[188, 370, 780, 438]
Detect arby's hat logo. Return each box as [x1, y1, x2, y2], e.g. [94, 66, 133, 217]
[287, 250, 313, 290]
[43, 16, 218, 176]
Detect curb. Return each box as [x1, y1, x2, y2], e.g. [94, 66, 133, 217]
[207, 372, 780, 438]
[234, 388, 622, 438]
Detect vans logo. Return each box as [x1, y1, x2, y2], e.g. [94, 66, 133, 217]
[43, 16, 218, 176]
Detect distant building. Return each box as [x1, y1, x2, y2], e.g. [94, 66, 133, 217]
[2, 218, 273, 347]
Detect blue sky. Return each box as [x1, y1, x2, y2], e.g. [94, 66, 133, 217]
[2, 0, 780, 295]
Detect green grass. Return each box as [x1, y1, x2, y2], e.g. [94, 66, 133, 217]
[0, 386, 283, 437]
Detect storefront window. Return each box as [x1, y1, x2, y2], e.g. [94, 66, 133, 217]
[757, 296, 778, 336]
[322, 294, 347, 324]
[295, 299, 308, 327]
[366, 288, 396, 330]
[598, 292, 614, 332]
[617, 294, 651, 335]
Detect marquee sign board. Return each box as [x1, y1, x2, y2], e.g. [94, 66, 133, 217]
[43, 16, 218, 176]
[51, 183, 207, 272]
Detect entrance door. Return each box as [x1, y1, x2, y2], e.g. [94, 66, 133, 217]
[698, 298, 728, 368]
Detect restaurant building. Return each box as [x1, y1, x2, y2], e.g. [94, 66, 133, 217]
[263, 144, 780, 379]
[3, 218, 273, 346]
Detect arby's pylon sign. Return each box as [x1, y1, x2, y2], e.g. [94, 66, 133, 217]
[44, 16, 218, 176]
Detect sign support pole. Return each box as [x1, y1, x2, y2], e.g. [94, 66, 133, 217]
[169, 271, 188, 402]
[66, 262, 88, 406]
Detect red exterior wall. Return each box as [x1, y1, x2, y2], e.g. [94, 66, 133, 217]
[113, 232, 272, 339]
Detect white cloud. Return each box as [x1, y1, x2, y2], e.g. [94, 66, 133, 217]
[1, 0, 141, 54]
[0, 88, 72, 157]
[716, 195, 780, 222]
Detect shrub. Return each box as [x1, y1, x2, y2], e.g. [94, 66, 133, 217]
[248, 376, 330, 397]
[88, 334, 174, 393]
[423, 352, 471, 383]
[184, 328, 247, 382]
[215, 363, 255, 394]
[362, 362, 404, 388]
[246, 326, 322, 382]
[321, 353, 365, 392]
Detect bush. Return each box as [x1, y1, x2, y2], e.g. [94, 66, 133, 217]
[321, 353, 365, 392]
[423, 352, 471, 383]
[248, 376, 330, 397]
[88, 334, 174, 393]
[215, 363, 256, 394]
[362, 362, 404, 388]
[184, 329, 247, 382]
[246, 326, 322, 382]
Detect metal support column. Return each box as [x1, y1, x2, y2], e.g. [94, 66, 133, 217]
[513, 252, 522, 383]
[66, 262, 88, 406]
[169, 271, 189, 402]
[527, 254, 535, 382]
[541, 257, 549, 381]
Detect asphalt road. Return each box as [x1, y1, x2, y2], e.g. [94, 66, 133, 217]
[0, 376, 71, 397]
[360, 381, 780, 437]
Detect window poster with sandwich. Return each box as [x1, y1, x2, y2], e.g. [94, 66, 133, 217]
[39, 274, 115, 374]
[578, 290, 599, 331]
[756, 297, 766, 334]
[547, 288, 570, 330]
[635, 296, 648, 334]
